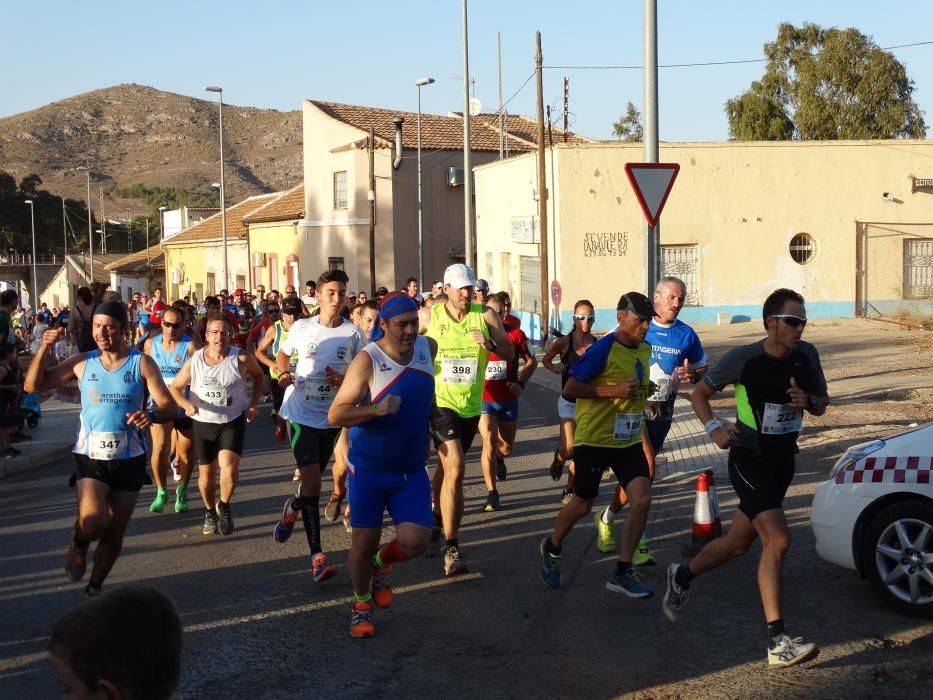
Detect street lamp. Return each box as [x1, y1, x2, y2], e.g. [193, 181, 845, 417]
[24, 200, 38, 312]
[205, 85, 228, 291]
[158, 205, 168, 240]
[415, 77, 435, 291]
[75, 166, 94, 279]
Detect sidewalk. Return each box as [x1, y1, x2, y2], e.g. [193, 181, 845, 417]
[0, 397, 79, 479]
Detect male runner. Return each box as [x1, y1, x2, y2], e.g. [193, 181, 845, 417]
[478, 293, 537, 511]
[170, 313, 264, 536]
[595, 277, 708, 564]
[405, 276, 423, 304]
[663, 288, 829, 668]
[144, 306, 200, 513]
[24, 302, 177, 596]
[328, 292, 436, 637]
[254, 298, 300, 441]
[273, 269, 364, 582]
[473, 279, 490, 306]
[422, 263, 512, 575]
[539, 293, 655, 598]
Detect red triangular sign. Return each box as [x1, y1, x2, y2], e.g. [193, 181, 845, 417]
[625, 162, 679, 228]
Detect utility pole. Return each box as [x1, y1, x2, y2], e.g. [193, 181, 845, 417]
[126, 209, 132, 252]
[368, 128, 376, 296]
[461, 0, 475, 270]
[644, 0, 661, 293]
[563, 77, 569, 142]
[497, 31, 504, 160]
[145, 218, 150, 281]
[99, 188, 107, 254]
[535, 30, 549, 343]
[62, 197, 68, 258]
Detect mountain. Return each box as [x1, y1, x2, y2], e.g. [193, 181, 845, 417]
[0, 84, 302, 214]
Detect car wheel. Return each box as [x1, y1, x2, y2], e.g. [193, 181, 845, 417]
[863, 499, 933, 619]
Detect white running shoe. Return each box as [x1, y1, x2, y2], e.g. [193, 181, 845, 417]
[767, 634, 819, 668]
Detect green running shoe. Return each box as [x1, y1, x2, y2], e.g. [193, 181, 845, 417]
[175, 485, 189, 513]
[633, 538, 656, 567]
[149, 488, 168, 513]
[594, 511, 616, 553]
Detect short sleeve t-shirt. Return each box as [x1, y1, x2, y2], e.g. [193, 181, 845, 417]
[483, 322, 530, 402]
[703, 339, 827, 456]
[644, 318, 707, 421]
[278, 316, 364, 428]
[569, 333, 652, 449]
[150, 299, 166, 326]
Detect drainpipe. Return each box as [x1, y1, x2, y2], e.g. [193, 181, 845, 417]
[392, 118, 404, 170]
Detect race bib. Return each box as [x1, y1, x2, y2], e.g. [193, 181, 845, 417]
[297, 376, 334, 403]
[199, 384, 228, 407]
[613, 413, 643, 441]
[761, 402, 803, 434]
[88, 431, 127, 461]
[441, 358, 478, 384]
[485, 360, 507, 381]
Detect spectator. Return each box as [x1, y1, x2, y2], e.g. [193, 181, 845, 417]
[0, 344, 21, 458]
[302, 280, 317, 306]
[405, 276, 423, 305]
[0, 289, 19, 350]
[69, 286, 96, 352]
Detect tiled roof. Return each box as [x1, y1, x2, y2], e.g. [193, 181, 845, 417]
[242, 184, 304, 223]
[310, 100, 594, 154]
[68, 254, 126, 284]
[105, 245, 165, 273]
[161, 193, 279, 246]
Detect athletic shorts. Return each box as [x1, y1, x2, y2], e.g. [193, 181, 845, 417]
[645, 418, 672, 456]
[289, 423, 340, 470]
[571, 443, 650, 500]
[729, 447, 795, 521]
[348, 466, 433, 529]
[71, 453, 150, 492]
[557, 395, 576, 421]
[430, 406, 480, 452]
[270, 379, 285, 412]
[482, 398, 519, 422]
[192, 414, 246, 465]
[174, 415, 193, 431]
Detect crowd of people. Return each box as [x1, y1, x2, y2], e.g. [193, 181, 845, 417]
[14, 261, 830, 674]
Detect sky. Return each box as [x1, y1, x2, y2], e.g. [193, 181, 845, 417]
[2, 1, 931, 141]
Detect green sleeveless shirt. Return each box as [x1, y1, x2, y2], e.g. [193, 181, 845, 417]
[426, 301, 490, 417]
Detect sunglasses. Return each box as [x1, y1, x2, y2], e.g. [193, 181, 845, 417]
[162, 321, 181, 329]
[267, 308, 280, 313]
[573, 314, 596, 322]
[771, 314, 808, 329]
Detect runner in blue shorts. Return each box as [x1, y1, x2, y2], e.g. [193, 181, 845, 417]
[328, 292, 438, 638]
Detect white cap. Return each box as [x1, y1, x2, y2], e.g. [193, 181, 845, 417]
[433, 281, 443, 289]
[443, 263, 476, 289]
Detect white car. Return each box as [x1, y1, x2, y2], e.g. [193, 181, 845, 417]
[811, 423, 932, 618]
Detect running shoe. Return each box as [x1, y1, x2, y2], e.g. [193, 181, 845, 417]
[662, 563, 690, 622]
[443, 545, 468, 576]
[149, 488, 168, 513]
[274, 426, 286, 443]
[203, 510, 219, 535]
[767, 635, 819, 668]
[64, 541, 88, 582]
[560, 488, 574, 505]
[343, 504, 352, 533]
[549, 449, 565, 481]
[274, 497, 300, 543]
[496, 455, 508, 481]
[311, 552, 337, 583]
[84, 582, 102, 598]
[606, 568, 653, 599]
[171, 459, 181, 482]
[484, 491, 500, 512]
[350, 600, 375, 638]
[594, 511, 616, 553]
[424, 516, 442, 558]
[633, 538, 656, 567]
[371, 566, 393, 608]
[0, 447, 22, 459]
[324, 492, 344, 523]
[174, 485, 189, 513]
[539, 537, 561, 589]
[216, 502, 234, 536]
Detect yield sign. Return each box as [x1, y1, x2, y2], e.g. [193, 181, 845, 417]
[624, 162, 680, 228]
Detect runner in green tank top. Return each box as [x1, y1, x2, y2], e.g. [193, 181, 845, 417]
[253, 298, 301, 443]
[422, 264, 513, 576]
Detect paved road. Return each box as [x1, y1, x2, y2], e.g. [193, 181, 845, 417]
[1, 382, 930, 698]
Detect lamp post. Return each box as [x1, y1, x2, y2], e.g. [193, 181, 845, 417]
[205, 85, 228, 291]
[24, 200, 38, 311]
[415, 77, 435, 291]
[75, 166, 94, 279]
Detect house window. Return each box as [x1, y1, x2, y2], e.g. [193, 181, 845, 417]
[789, 232, 817, 265]
[236, 275, 246, 292]
[206, 272, 216, 295]
[903, 238, 933, 299]
[328, 257, 345, 271]
[661, 245, 700, 306]
[334, 171, 348, 210]
[269, 254, 279, 291]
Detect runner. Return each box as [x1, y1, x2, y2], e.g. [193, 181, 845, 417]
[328, 292, 436, 637]
[143, 306, 200, 514]
[541, 300, 596, 503]
[478, 293, 537, 511]
[24, 302, 177, 596]
[538, 293, 655, 598]
[253, 297, 300, 442]
[422, 263, 513, 575]
[232, 289, 255, 348]
[169, 312, 264, 536]
[595, 277, 708, 565]
[663, 288, 829, 668]
[473, 279, 490, 306]
[272, 269, 364, 582]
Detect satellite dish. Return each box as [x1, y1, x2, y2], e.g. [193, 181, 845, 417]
[469, 98, 482, 116]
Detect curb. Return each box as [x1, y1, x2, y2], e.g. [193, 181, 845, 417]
[0, 443, 73, 479]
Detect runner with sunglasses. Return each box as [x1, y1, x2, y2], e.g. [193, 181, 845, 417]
[542, 300, 596, 503]
[663, 288, 829, 668]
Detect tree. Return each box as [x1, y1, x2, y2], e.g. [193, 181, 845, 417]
[612, 102, 643, 142]
[726, 22, 927, 140]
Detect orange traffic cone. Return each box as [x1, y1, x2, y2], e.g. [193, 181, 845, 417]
[682, 471, 716, 557]
[704, 468, 723, 537]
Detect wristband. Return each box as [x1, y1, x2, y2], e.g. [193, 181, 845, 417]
[370, 403, 378, 416]
[704, 419, 723, 436]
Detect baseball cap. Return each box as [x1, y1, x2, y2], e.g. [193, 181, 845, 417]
[616, 292, 655, 321]
[443, 263, 477, 289]
[475, 278, 489, 292]
[234, 289, 245, 295]
[433, 281, 443, 290]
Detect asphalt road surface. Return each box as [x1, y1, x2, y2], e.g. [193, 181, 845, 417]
[1, 383, 930, 698]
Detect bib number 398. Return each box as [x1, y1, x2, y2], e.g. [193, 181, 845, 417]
[761, 402, 803, 434]
[613, 413, 642, 441]
[88, 431, 127, 460]
[441, 358, 477, 384]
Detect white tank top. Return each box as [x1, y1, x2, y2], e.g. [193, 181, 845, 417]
[189, 346, 246, 424]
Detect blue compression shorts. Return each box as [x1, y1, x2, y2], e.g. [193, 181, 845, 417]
[347, 466, 433, 529]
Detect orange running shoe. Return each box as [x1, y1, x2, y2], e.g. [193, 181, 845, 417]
[372, 566, 393, 608]
[350, 600, 375, 638]
[311, 552, 337, 583]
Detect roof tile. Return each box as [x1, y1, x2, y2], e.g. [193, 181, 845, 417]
[161, 193, 279, 245]
[242, 184, 304, 223]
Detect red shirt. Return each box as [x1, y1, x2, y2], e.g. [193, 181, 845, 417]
[483, 322, 530, 402]
[249, 318, 272, 345]
[149, 299, 166, 326]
